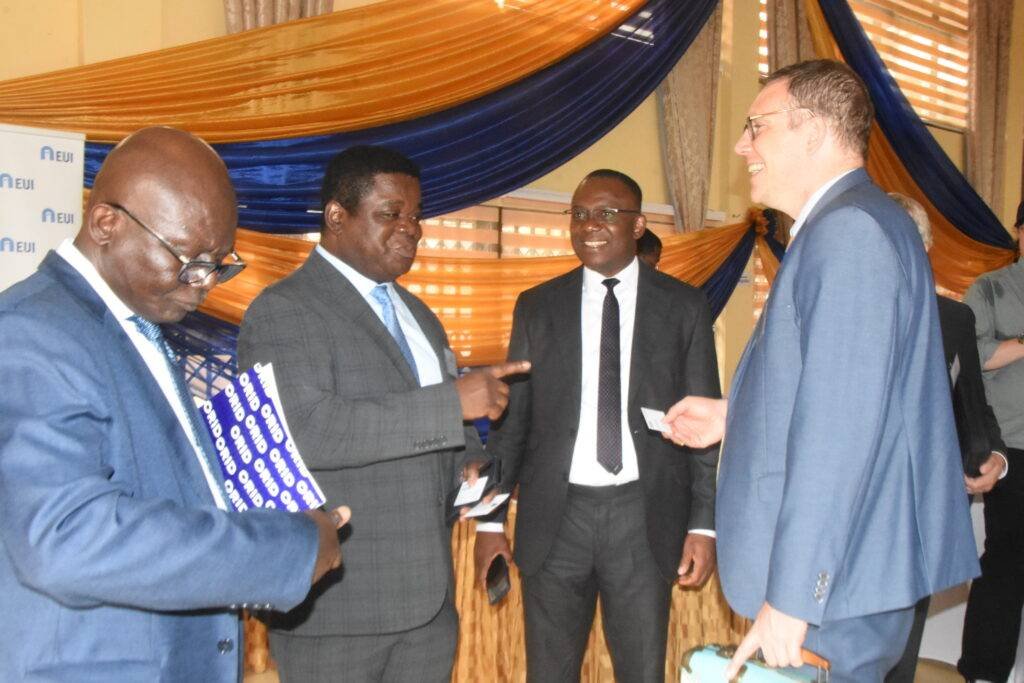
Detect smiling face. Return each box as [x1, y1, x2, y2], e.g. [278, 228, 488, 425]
[568, 176, 646, 277]
[321, 172, 422, 283]
[734, 79, 815, 218]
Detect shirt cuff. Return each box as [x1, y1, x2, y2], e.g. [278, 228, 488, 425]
[475, 522, 505, 533]
[689, 528, 716, 538]
[994, 451, 1009, 479]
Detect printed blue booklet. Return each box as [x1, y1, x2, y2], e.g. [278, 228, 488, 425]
[199, 362, 325, 512]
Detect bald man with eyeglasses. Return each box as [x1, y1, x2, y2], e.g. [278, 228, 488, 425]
[0, 126, 349, 682]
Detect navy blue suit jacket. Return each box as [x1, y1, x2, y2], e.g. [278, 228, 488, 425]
[0, 252, 318, 681]
[717, 169, 978, 625]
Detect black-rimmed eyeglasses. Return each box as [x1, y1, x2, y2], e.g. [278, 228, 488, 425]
[107, 202, 246, 285]
[563, 207, 643, 225]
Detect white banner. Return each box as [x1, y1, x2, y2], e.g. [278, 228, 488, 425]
[0, 123, 85, 291]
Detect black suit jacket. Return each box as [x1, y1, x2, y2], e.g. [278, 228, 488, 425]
[488, 263, 721, 580]
[937, 295, 1005, 476]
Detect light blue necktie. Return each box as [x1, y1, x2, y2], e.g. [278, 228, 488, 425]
[370, 284, 419, 380]
[130, 315, 226, 505]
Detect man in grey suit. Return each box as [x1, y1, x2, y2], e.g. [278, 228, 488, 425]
[474, 169, 720, 682]
[665, 60, 978, 681]
[238, 145, 528, 682]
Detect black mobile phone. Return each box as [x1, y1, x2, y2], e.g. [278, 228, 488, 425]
[486, 555, 511, 605]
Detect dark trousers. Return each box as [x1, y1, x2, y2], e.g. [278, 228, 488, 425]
[959, 447, 1024, 682]
[269, 592, 458, 683]
[803, 606, 915, 683]
[884, 596, 930, 683]
[521, 482, 672, 683]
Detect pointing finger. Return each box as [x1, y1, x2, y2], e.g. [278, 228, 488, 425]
[488, 360, 532, 378]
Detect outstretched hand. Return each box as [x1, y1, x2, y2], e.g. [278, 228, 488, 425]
[663, 396, 727, 448]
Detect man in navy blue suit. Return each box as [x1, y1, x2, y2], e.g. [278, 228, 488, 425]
[665, 60, 978, 681]
[0, 127, 349, 681]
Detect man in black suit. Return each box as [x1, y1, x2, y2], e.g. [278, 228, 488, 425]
[474, 170, 720, 682]
[885, 193, 1006, 683]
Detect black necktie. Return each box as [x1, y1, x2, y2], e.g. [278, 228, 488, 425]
[597, 278, 622, 474]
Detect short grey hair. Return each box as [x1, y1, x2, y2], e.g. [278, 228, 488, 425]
[889, 192, 931, 251]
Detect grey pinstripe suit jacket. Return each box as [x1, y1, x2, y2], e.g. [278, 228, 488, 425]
[238, 249, 483, 636]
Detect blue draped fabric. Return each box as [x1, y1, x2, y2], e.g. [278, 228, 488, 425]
[85, 0, 717, 234]
[703, 228, 756, 319]
[818, 1, 1012, 249]
[762, 209, 787, 263]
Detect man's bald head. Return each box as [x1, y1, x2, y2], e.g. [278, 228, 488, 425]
[79, 127, 240, 323]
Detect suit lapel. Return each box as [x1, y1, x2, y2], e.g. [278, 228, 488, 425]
[304, 251, 419, 387]
[554, 269, 584, 412]
[43, 254, 218, 506]
[628, 266, 664, 409]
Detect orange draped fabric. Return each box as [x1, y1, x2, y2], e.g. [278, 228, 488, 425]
[0, 0, 645, 143]
[803, 0, 1013, 295]
[203, 222, 749, 366]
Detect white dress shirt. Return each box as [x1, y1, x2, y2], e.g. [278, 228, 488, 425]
[315, 245, 443, 387]
[56, 239, 228, 510]
[569, 258, 642, 486]
[788, 168, 858, 241]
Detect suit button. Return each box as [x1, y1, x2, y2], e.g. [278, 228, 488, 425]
[217, 638, 234, 654]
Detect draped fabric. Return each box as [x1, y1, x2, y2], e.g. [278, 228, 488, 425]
[224, 0, 335, 34]
[77, 0, 718, 231]
[967, 0, 1015, 212]
[805, 0, 1014, 296]
[656, 3, 722, 233]
[172, 220, 753, 370]
[0, 0, 650, 142]
[767, 0, 816, 73]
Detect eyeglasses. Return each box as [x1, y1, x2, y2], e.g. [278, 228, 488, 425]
[563, 207, 643, 225]
[107, 202, 247, 285]
[743, 106, 814, 140]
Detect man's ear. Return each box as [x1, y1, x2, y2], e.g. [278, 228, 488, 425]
[323, 199, 348, 235]
[632, 214, 647, 240]
[805, 115, 827, 155]
[85, 203, 120, 247]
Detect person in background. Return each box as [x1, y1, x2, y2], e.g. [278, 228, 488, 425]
[884, 192, 1007, 683]
[664, 60, 978, 681]
[958, 199, 1024, 683]
[636, 228, 662, 269]
[0, 127, 348, 682]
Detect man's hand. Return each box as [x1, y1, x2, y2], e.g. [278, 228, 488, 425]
[304, 505, 351, 585]
[726, 602, 808, 679]
[965, 452, 1007, 495]
[677, 533, 716, 587]
[474, 530, 512, 591]
[455, 360, 531, 420]
[664, 397, 727, 448]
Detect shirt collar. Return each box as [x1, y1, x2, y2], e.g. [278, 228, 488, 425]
[315, 244, 387, 297]
[789, 168, 859, 240]
[582, 256, 639, 292]
[56, 239, 135, 321]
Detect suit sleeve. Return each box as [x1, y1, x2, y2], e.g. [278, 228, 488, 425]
[764, 208, 903, 624]
[680, 292, 721, 532]
[0, 314, 318, 612]
[957, 305, 1007, 461]
[483, 294, 533, 523]
[238, 290, 467, 469]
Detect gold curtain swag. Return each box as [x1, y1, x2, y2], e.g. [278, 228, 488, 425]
[0, 0, 645, 143]
[205, 221, 750, 367]
[801, 0, 1013, 296]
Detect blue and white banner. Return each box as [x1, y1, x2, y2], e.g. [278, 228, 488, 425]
[0, 123, 84, 290]
[200, 362, 325, 513]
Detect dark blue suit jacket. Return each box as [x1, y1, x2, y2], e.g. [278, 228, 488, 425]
[0, 252, 318, 681]
[717, 169, 978, 626]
